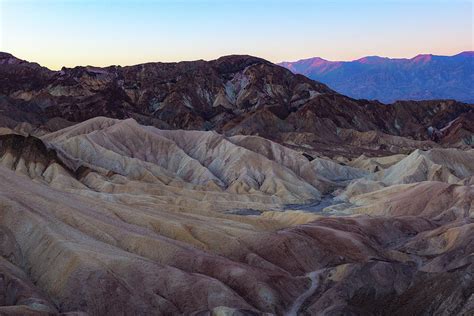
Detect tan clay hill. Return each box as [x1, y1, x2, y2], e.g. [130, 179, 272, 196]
[0, 117, 472, 315]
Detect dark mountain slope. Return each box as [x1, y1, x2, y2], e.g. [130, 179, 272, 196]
[1, 52, 472, 157]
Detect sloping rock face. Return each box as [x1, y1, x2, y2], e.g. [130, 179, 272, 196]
[0, 118, 472, 315]
[0, 52, 472, 158]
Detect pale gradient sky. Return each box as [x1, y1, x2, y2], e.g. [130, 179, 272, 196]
[1, 0, 472, 70]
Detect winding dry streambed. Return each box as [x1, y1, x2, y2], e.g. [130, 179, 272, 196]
[285, 270, 324, 316]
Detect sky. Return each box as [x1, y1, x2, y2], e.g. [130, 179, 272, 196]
[0, 0, 472, 70]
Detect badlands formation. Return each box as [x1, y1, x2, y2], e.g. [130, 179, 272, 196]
[0, 53, 472, 315]
[0, 117, 472, 315]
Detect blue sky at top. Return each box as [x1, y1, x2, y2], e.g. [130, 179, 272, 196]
[0, 0, 472, 69]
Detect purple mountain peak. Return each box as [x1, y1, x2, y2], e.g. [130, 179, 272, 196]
[411, 54, 434, 64]
[356, 56, 390, 64]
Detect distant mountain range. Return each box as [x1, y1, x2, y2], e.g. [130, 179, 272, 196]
[279, 51, 474, 103]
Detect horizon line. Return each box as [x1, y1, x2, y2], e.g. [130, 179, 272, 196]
[2, 50, 472, 71]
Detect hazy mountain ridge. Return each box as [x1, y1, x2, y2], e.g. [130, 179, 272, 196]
[279, 51, 474, 103]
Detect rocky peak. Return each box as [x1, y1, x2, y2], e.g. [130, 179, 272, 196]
[0, 52, 24, 65]
[211, 54, 269, 74]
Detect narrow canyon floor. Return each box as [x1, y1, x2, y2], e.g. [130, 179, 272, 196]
[0, 117, 472, 315]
